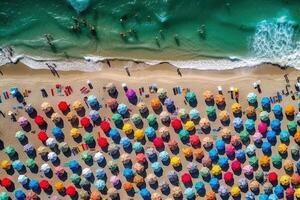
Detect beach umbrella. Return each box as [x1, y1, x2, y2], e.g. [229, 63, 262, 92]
[41, 163, 51, 174]
[238, 178, 248, 189]
[172, 186, 183, 198]
[218, 156, 229, 169]
[133, 129, 144, 141]
[146, 173, 157, 185]
[286, 188, 295, 199]
[211, 164, 222, 176]
[137, 102, 148, 114]
[245, 106, 256, 118]
[90, 191, 101, 200]
[231, 186, 241, 198]
[249, 180, 259, 192]
[233, 117, 243, 129]
[287, 120, 297, 134]
[122, 123, 133, 135]
[107, 129, 119, 142]
[158, 112, 169, 124]
[26, 191, 38, 200]
[195, 181, 205, 194]
[147, 114, 157, 126]
[1, 160, 11, 170]
[203, 90, 214, 102]
[130, 114, 141, 125]
[215, 94, 225, 106]
[12, 160, 24, 171]
[1, 177, 12, 189]
[278, 143, 288, 155]
[51, 112, 61, 124]
[68, 160, 80, 172]
[100, 120, 110, 133]
[164, 97, 175, 110]
[189, 134, 200, 146]
[136, 153, 146, 164]
[257, 122, 268, 135]
[54, 166, 65, 176]
[38, 131, 48, 142]
[46, 137, 57, 148]
[280, 175, 290, 187]
[95, 168, 106, 180]
[140, 188, 151, 200]
[203, 136, 213, 149]
[159, 151, 169, 162]
[151, 193, 162, 200]
[58, 101, 69, 112]
[5, 145, 16, 157]
[239, 130, 250, 144]
[89, 110, 100, 122]
[111, 113, 123, 126]
[249, 156, 259, 168]
[59, 142, 69, 153]
[108, 144, 120, 155]
[231, 160, 241, 171]
[157, 88, 167, 99]
[232, 103, 242, 114]
[291, 144, 300, 157]
[284, 160, 294, 172]
[117, 103, 128, 115]
[271, 154, 282, 167]
[285, 105, 295, 116]
[231, 135, 241, 147]
[171, 156, 181, 167]
[133, 174, 144, 186]
[179, 129, 189, 142]
[25, 104, 35, 115]
[123, 168, 135, 180]
[82, 168, 93, 179]
[79, 191, 89, 200]
[54, 181, 64, 192]
[0, 192, 8, 200]
[219, 110, 230, 122]
[15, 130, 26, 142]
[185, 120, 195, 131]
[72, 100, 83, 111]
[145, 126, 156, 140]
[272, 104, 282, 116]
[66, 111, 78, 122]
[34, 115, 45, 126]
[260, 111, 269, 122]
[296, 189, 300, 199]
[39, 179, 50, 190]
[168, 139, 178, 151]
[267, 130, 277, 143]
[146, 148, 157, 160]
[280, 130, 290, 143]
[182, 147, 193, 158]
[200, 118, 210, 129]
[29, 179, 39, 191]
[150, 98, 161, 110]
[133, 142, 144, 153]
[221, 127, 231, 140]
[247, 92, 257, 104]
[66, 185, 77, 197]
[37, 146, 48, 156]
[81, 151, 93, 162]
[236, 149, 246, 161]
[274, 185, 284, 198]
[218, 185, 229, 198]
[225, 144, 235, 157]
[171, 118, 182, 130]
[153, 137, 164, 149]
[83, 132, 94, 144]
[200, 167, 211, 179]
[52, 127, 63, 139]
[262, 141, 272, 155]
[108, 187, 119, 199]
[18, 174, 29, 185]
[184, 188, 195, 200]
[106, 83, 117, 96]
[18, 116, 28, 127]
[201, 157, 212, 169]
[260, 155, 270, 168]
[126, 89, 136, 101]
[189, 108, 200, 120]
[108, 160, 119, 172]
[167, 170, 178, 183]
[291, 174, 300, 187]
[151, 162, 162, 173]
[245, 144, 256, 157]
[87, 95, 99, 107]
[209, 148, 218, 161]
[206, 106, 216, 118]
[296, 112, 300, 123]
[261, 97, 270, 109]
[41, 102, 52, 113]
[252, 132, 263, 144]
[14, 189, 26, 200]
[80, 117, 91, 128]
[106, 98, 118, 110]
[71, 174, 81, 185]
[158, 126, 170, 140]
[245, 119, 255, 131]
[178, 108, 188, 121]
[209, 177, 220, 190]
[120, 137, 131, 149]
[185, 91, 197, 105]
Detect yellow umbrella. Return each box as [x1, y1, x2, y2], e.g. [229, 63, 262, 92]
[231, 103, 242, 114]
[72, 100, 83, 111]
[70, 128, 81, 138]
[55, 181, 64, 191]
[1, 160, 11, 170]
[66, 111, 78, 122]
[211, 165, 222, 176]
[185, 120, 195, 131]
[280, 175, 290, 187]
[285, 105, 295, 116]
[171, 156, 181, 167]
[134, 129, 144, 140]
[231, 185, 240, 197]
[122, 123, 133, 135]
[203, 90, 214, 102]
[219, 110, 230, 122]
[182, 147, 193, 157]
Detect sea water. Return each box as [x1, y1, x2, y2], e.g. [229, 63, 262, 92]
[1, 0, 300, 71]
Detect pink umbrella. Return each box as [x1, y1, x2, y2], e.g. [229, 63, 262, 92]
[225, 144, 235, 157]
[54, 166, 65, 176]
[18, 116, 29, 127]
[136, 153, 147, 164]
[110, 175, 120, 186]
[258, 122, 268, 135]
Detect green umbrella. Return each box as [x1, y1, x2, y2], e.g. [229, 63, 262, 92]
[81, 151, 92, 162]
[200, 167, 210, 178]
[112, 113, 123, 125]
[26, 158, 36, 169]
[147, 114, 157, 126]
[287, 121, 297, 134]
[240, 130, 250, 143]
[271, 154, 282, 167]
[254, 170, 264, 182]
[108, 160, 118, 172]
[131, 114, 142, 125]
[178, 109, 188, 120]
[5, 145, 16, 158]
[206, 106, 216, 118]
[80, 179, 90, 188]
[71, 174, 81, 185]
[0, 192, 9, 200]
[185, 91, 196, 103]
[259, 111, 269, 121]
[83, 132, 94, 144]
[249, 156, 258, 168]
[179, 129, 189, 141]
[15, 131, 26, 141]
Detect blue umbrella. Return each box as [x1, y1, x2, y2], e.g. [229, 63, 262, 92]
[151, 162, 162, 173]
[274, 185, 284, 198]
[280, 130, 290, 143]
[259, 194, 269, 200]
[25, 105, 35, 115]
[14, 189, 26, 200]
[120, 137, 131, 149]
[18, 175, 28, 185]
[29, 179, 39, 191]
[24, 144, 34, 154]
[159, 151, 169, 163]
[269, 194, 279, 200]
[89, 110, 100, 121]
[52, 127, 63, 139]
[218, 156, 229, 169]
[233, 117, 243, 129]
[12, 160, 24, 171]
[245, 119, 255, 131]
[189, 109, 200, 120]
[272, 104, 282, 116]
[95, 180, 106, 191]
[164, 98, 174, 107]
[215, 139, 225, 152]
[145, 127, 156, 141]
[245, 191, 255, 200]
[123, 168, 134, 180]
[208, 148, 218, 161]
[133, 142, 144, 153]
[146, 148, 157, 160]
[109, 128, 120, 141]
[236, 149, 246, 161]
[261, 97, 270, 109]
[262, 142, 272, 155]
[195, 181, 205, 194]
[184, 188, 195, 199]
[271, 119, 281, 132]
[297, 162, 300, 174]
[96, 168, 106, 180]
[266, 130, 276, 143]
[117, 103, 128, 115]
[167, 171, 178, 183]
[87, 95, 99, 107]
[140, 188, 151, 199]
[209, 178, 219, 190]
[69, 160, 80, 172]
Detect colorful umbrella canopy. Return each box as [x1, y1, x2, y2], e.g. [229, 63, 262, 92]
[106, 98, 118, 110]
[41, 102, 52, 113]
[189, 108, 200, 120]
[285, 105, 295, 116]
[58, 101, 69, 112]
[147, 114, 157, 126]
[0, 192, 9, 200]
[206, 106, 216, 118]
[12, 160, 24, 171]
[122, 123, 133, 135]
[273, 104, 282, 116]
[125, 89, 136, 100]
[34, 115, 45, 126]
[89, 110, 100, 121]
[80, 117, 91, 128]
[171, 118, 182, 130]
[15, 130, 26, 141]
[72, 100, 83, 111]
[185, 91, 197, 104]
[157, 88, 167, 99]
[215, 94, 225, 105]
[5, 145, 16, 157]
[145, 127, 156, 140]
[1, 160, 11, 170]
[150, 98, 161, 110]
[66, 111, 78, 122]
[51, 113, 61, 124]
[17, 116, 28, 127]
[46, 137, 57, 148]
[66, 185, 77, 197]
[117, 103, 128, 115]
[29, 179, 39, 190]
[200, 118, 210, 129]
[137, 102, 148, 114]
[87, 95, 99, 107]
[261, 97, 271, 109]
[131, 114, 141, 125]
[247, 92, 257, 104]
[24, 104, 35, 115]
[100, 120, 111, 133]
[203, 90, 214, 102]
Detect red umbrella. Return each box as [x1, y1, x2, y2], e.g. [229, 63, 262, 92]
[171, 119, 182, 130]
[34, 115, 45, 126]
[136, 153, 146, 164]
[189, 135, 200, 146]
[39, 179, 50, 190]
[1, 177, 12, 188]
[58, 101, 69, 112]
[224, 171, 234, 183]
[181, 173, 192, 184]
[66, 185, 77, 196]
[80, 117, 91, 128]
[231, 160, 241, 171]
[153, 137, 164, 149]
[100, 121, 111, 133]
[38, 131, 48, 142]
[268, 172, 278, 185]
[97, 137, 108, 148]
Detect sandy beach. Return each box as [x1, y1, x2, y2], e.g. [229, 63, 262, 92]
[0, 62, 299, 200]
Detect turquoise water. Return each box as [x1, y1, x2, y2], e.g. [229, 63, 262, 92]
[1, 0, 300, 69]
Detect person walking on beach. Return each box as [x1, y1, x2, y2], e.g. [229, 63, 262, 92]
[177, 68, 182, 77]
[125, 66, 131, 76]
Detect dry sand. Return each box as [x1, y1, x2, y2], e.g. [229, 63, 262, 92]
[0, 62, 299, 200]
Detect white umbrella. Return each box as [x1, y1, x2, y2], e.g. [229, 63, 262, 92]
[41, 163, 51, 173]
[94, 152, 104, 162]
[18, 175, 28, 185]
[48, 152, 58, 162]
[82, 168, 93, 178]
[46, 137, 57, 148]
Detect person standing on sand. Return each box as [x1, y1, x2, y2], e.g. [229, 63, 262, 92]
[125, 66, 130, 76]
[177, 68, 182, 77]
